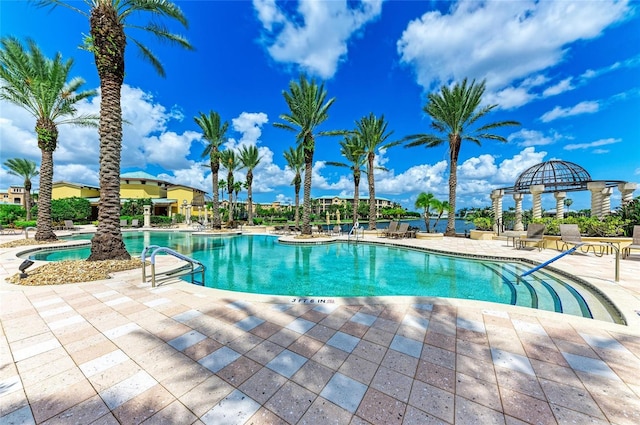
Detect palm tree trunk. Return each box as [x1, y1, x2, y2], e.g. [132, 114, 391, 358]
[302, 150, 313, 235]
[24, 181, 32, 221]
[446, 136, 461, 236]
[247, 171, 253, 225]
[367, 153, 376, 230]
[35, 149, 57, 241]
[88, 3, 129, 260]
[353, 172, 360, 226]
[212, 160, 220, 229]
[294, 180, 300, 227]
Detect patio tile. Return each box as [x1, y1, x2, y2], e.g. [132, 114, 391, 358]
[246, 407, 290, 425]
[198, 347, 241, 373]
[512, 319, 547, 336]
[103, 323, 141, 340]
[454, 395, 505, 424]
[12, 337, 61, 362]
[408, 380, 454, 423]
[200, 389, 260, 425]
[320, 372, 367, 414]
[239, 367, 287, 404]
[292, 360, 334, 394]
[234, 316, 265, 332]
[579, 332, 631, 353]
[32, 297, 64, 308]
[495, 366, 545, 400]
[327, 331, 360, 353]
[312, 344, 349, 370]
[421, 344, 455, 370]
[424, 331, 456, 352]
[171, 309, 203, 324]
[41, 394, 110, 425]
[266, 349, 308, 378]
[350, 312, 377, 326]
[299, 397, 353, 424]
[142, 400, 198, 425]
[112, 384, 173, 424]
[99, 370, 157, 410]
[38, 305, 73, 318]
[390, 334, 422, 358]
[79, 349, 129, 378]
[455, 372, 502, 411]
[180, 375, 234, 417]
[491, 348, 535, 376]
[338, 354, 379, 385]
[267, 328, 300, 347]
[143, 297, 171, 308]
[562, 352, 621, 381]
[415, 360, 455, 393]
[288, 335, 323, 358]
[356, 388, 406, 425]
[371, 366, 413, 402]
[313, 304, 339, 314]
[245, 340, 284, 365]
[499, 387, 555, 425]
[265, 381, 316, 423]
[457, 317, 486, 333]
[285, 317, 316, 334]
[539, 378, 604, 419]
[167, 330, 207, 352]
[549, 403, 610, 425]
[0, 405, 34, 425]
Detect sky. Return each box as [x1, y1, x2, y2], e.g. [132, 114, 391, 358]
[1, 0, 639, 213]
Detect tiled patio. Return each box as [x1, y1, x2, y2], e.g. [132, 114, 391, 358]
[1, 231, 639, 424]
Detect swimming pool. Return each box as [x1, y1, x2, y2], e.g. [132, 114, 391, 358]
[26, 231, 622, 323]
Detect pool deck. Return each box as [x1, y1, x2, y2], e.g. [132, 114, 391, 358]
[1, 228, 639, 424]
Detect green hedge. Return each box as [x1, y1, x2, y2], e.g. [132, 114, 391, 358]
[12, 220, 36, 229]
[531, 216, 630, 237]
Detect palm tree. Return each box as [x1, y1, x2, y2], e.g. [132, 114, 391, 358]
[283, 146, 305, 227]
[0, 37, 96, 240]
[3, 158, 39, 221]
[220, 149, 239, 226]
[274, 75, 343, 235]
[404, 78, 520, 236]
[326, 136, 367, 226]
[36, 0, 193, 259]
[233, 181, 243, 222]
[238, 145, 261, 225]
[432, 199, 450, 232]
[415, 192, 437, 233]
[354, 113, 394, 231]
[195, 111, 229, 230]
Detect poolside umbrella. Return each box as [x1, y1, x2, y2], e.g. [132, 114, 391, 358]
[336, 209, 341, 224]
[326, 211, 330, 226]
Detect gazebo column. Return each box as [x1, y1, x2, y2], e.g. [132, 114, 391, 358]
[618, 182, 637, 206]
[513, 193, 524, 231]
[491, 189, 504, 232]
[601, 187, 613, 217]
[530, 185, 545, 220]
[588, 182, 606, 219]
[554, 192, 566, 220]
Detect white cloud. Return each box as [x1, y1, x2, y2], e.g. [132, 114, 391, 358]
[231, 112, 269, 148]
[542, 77, 574, 97]
[508, 128, 561, 147]
[564, 137, 621, 151]
[397, 0, 629, 104]
[540, 100, 600, 122]
[253, 0, 384, 78]
[142, 131, 202, 170]
[53, 164, 99, 186]
[459, 155, 497, 179]
[494, 147, 546, 184]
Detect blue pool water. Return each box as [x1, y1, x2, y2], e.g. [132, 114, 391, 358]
[26, 231, 621, 323]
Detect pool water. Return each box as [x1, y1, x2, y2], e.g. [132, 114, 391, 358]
[27, 232, 622, 323]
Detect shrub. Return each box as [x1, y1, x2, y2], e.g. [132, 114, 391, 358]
[151, 216, 172, 225]
[0, 204, 25, 225]
[472, 217, 493, 231]
[32, 197, 91, 222]
[532, 215, 629, 236]
[13, 220, 36, 229]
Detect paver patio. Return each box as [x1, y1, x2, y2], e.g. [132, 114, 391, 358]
[1, 230, 639, 424]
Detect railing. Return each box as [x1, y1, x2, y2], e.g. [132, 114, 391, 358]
[520, 242, 620, 282]
[348, 222, 363, 243]
[141, 245, 205, 287]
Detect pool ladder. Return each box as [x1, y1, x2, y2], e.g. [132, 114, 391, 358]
[348, 222, 364, 243]
[141, 245, 205, 287]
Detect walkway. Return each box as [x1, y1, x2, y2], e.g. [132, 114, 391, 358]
[1, 231, 639, 424]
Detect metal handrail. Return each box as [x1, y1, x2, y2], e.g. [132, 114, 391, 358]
[520, 242, 620, 282]
[348, 222, 362, 243]
[142, 246, 205, 287]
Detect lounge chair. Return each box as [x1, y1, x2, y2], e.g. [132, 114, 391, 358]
[331, 225, 342, 236]
[559, 224, 614, 257]
[131, 219, 140, 228]
[622, 225, 640, 259]
[63, 220, 77, 230]
[378, 221, 398, 237]
[316, 225, 328, 235]
[516, 223, 546, 251]
[389, 222, 409, 238]
[0, 224, 17, 234]
[120, 219, 128, 227]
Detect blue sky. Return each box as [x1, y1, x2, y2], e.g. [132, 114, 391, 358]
[1, 0, 638, 212]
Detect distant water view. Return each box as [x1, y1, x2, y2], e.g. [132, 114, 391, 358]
[336, 218, 474, 234]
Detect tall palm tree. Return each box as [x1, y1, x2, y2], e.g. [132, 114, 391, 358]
[415, 192, 437, 233]
[3, 158, 39, 221]
[354, 113, 394, 230]
[274, 75, 343, 235]
[283, 145, 304, 227]
[220, 149, 239, 226]
[238, 145, 261, 226]
[195, 111, 229, 230]
[326, 136, 367, 226]
[36, 0, 193, 259]
[233, 181, 243, 222]
[0, 37, 96, 240]
[404, 78, 520, 236]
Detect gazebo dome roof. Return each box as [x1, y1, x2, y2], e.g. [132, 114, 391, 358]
[513, 160, 592, 193]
